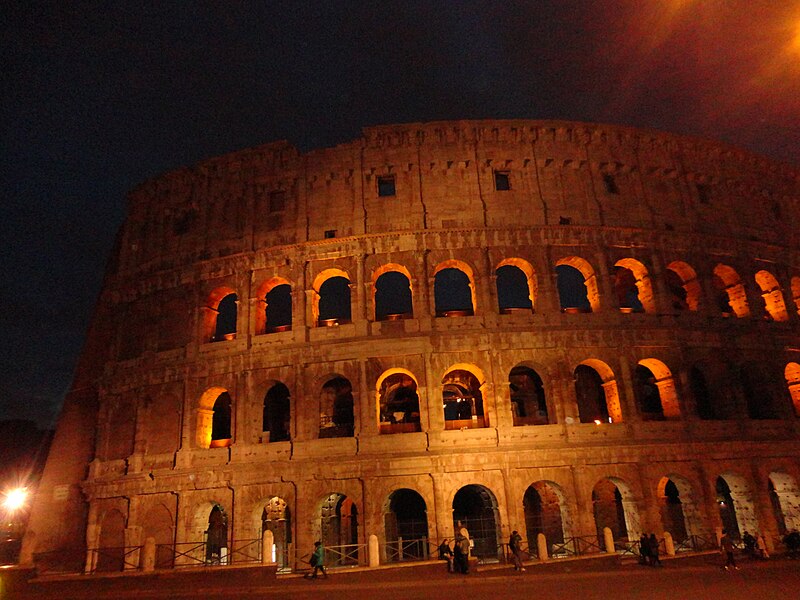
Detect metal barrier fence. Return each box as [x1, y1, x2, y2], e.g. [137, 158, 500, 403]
[383, 537, 431, 563]
[550, 535, 605, 558]
[86, 545, 142, 574]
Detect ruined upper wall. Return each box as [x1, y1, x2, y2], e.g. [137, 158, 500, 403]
[111, 120, 800, 277]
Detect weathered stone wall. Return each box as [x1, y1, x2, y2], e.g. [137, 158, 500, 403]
[22, 120, 800, 570]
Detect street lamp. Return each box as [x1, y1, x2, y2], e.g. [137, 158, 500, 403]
[2, 488, 28, 514]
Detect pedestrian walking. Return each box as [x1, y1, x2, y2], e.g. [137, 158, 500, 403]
[509, 530, 525, 571]
[305, 541, 327, 579]
[720, 530, 738, 571]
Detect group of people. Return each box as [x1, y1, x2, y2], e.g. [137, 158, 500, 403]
[638, 533, 662, 567]
[438, 532, 472, 574]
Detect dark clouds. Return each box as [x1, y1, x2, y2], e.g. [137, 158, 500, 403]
[1, 1, 798, 426]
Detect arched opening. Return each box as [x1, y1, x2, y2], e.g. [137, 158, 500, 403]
[657, 478, 689, 542]
[738, 362, 780, 420]
[442, 367, 486, 429]
[716, 474, 759, 540]
[523, 481, 568, 553]
[206, 505, 228, 564]
[141, 504, 175, 569]
[689, 365, 717, 420]
[633, 364, 664, 420]
[574, 360, 622, 423]
[665, 261, 701, 312]
[214, 294, 238, 341]
[689, 361, 739, 420]
[384, 489, 428, 561]
[262, 382, 291, 442]
[768, 473, 800, 535]
[556, 256, 598, 312]
[264, 283, 292, 332]
[755, 270, 789, 322]
[96, 509, 126, 572]
[377, 371, 421, 434]
[509, 364, 549, 425]
[320, 493, 358, 565]
[792, 276, 800, 317]
[713, 264, 750, 318]
[716, 477, 740, 539]
[434, 264, 475, 317]
[614, 259, 654, 313]
[210, 392, 232, 447]
[261, 497, 291, 569]
[201, 287, 238, 343]
[495, 260, 535, 314]
[785, 362, 800, 417]
[592, 479, 640, 546]
[452, 485, 500, 560]
[374, 269, 413, 321]
[318, 276, 352, 326]
[319, 376, 354, 438]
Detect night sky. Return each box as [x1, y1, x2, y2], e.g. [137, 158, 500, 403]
[2, 1, 798, 427]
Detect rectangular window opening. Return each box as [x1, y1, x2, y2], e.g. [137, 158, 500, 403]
[268, 191, 286, 213]
[602, 173, 619, 195]
[377, 175, 396, 197]
[494, 171, 511, 191]
[696, 183, 711, 204]
[324, 229, 337, 239]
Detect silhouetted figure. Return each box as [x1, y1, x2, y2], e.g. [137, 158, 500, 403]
[648, 533, 661, 567]
[639, 534, 650, 565]
[720, 530, 738, 570]
[509, 530, 525, 571]
[438, 539, 454, 572]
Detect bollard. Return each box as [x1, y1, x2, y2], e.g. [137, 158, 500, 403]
[142, 537, 156, 572]
[537, 532, 549, 562]
[603, 527, 615, 554]
[758, 535, 771, 557]
[262, 530, 275, 564]
[369, 534, 380, 567]
[663, 531, 675, 556]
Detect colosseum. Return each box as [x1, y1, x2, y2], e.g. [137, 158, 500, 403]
[21, 119, 800, 574]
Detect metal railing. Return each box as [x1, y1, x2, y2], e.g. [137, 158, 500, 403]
[229, 538, 261, 564]
[550, 535, 605, 558]
[86, 545, 142, 574]
[324, 542, 364, 567]
[383, 537, 430, 563]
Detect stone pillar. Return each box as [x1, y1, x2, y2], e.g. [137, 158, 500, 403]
[603, 527, 615, 553]
[537, 533, 549, 561]
[617, 359, 640, 423]
[142, 537, 156, 571]
[262, 529, 275, 564]
[663, 531, 675, 556]
[369, 534, 380, 567]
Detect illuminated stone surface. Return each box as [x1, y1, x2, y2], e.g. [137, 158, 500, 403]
[20, 120, 800, 572]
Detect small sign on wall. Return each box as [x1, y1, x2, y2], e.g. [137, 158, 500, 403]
[53, 485, 70, 501]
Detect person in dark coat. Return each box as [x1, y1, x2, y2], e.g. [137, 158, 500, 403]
[639, 534, 650, 565]
[438, 539, 454, 572]
[648, 533, 661, 567]
[509, 530, 525, 571]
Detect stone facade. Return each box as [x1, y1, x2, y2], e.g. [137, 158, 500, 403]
[22, 120, 800, 571]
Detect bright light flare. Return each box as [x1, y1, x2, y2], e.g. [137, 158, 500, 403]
[2, 488, 28, 512]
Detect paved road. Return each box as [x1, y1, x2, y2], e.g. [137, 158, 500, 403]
[11, 556, 800, 600]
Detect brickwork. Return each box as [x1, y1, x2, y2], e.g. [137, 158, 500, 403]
[21, 120, 800, 570]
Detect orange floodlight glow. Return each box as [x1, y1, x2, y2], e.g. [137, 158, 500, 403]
[2, 487, 28, 512]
